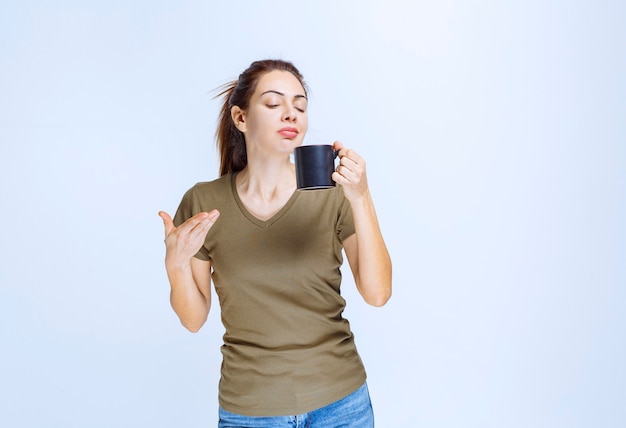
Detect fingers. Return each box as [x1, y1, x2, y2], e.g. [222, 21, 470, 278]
[331, 142, 370, 201]
[173, 211, 217, 241]
[159, 210, 220, 240]
[338, 154, 359, 174]
[189, 210, 220, 237]
[333, 141, 364, 166]
[161, 210, 220, 261]
[158, 211, 175, 237]
[332, 142, 365, 184]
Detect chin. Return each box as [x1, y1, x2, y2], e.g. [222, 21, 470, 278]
[280, 140, 302, 153]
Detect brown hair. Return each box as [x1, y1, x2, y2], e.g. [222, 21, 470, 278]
[214, 59, 308, 176]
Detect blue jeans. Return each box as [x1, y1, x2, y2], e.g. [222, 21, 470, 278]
[217, 382, 374, 427]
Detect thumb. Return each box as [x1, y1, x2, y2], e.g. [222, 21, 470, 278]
[332, 140, 345, 152]
[158, 211, 175, 237]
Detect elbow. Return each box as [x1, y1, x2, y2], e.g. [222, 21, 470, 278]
[361, 280, 392, 307]
[183, 322, 203, 333]
[170, 296, 209, 333]
[359, 270, 392, 307]
[365, 290, 392, 307]
[178, 315, 207, 333]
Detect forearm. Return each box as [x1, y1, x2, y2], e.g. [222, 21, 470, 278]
[350, 191, 392, 306]
[166, 259, 210, 332]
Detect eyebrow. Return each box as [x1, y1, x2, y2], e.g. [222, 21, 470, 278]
[260, 90, 307, 100]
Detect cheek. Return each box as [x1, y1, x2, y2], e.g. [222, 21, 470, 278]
[299, 112, 308, 128]
[245, 112, 271, 135]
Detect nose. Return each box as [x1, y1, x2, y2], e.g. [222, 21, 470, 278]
[282, 104, 297, 122]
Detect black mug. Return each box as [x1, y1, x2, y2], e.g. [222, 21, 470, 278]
[294, 145, 339, 190]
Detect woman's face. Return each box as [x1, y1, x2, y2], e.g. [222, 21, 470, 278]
[234, 70, 308, 156]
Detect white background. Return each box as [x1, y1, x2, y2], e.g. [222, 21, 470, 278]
[1, 1, 624, 427]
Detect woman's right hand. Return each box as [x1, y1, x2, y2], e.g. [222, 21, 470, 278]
[158, 210, 220, 266]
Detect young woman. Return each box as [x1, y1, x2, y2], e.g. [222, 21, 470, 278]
[159, 59, 392, 427]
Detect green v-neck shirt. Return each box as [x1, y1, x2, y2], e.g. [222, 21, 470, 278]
[173, 173, 366, 416]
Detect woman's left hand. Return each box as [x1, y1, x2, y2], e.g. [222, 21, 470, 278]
[332, 141, 369, 201]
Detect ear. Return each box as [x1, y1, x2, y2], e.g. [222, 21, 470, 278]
[231, 106, 246, 132]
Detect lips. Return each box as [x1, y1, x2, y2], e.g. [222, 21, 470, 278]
[278, 127, 298, 139]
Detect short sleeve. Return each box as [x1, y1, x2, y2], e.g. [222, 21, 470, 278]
[172, 185, 211, 261]
[336, 187, 355, 243]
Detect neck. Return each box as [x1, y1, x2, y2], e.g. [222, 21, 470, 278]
[237, 155, 296, 201]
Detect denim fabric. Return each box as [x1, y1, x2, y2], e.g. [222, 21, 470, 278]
[217, 382, 374, 428]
